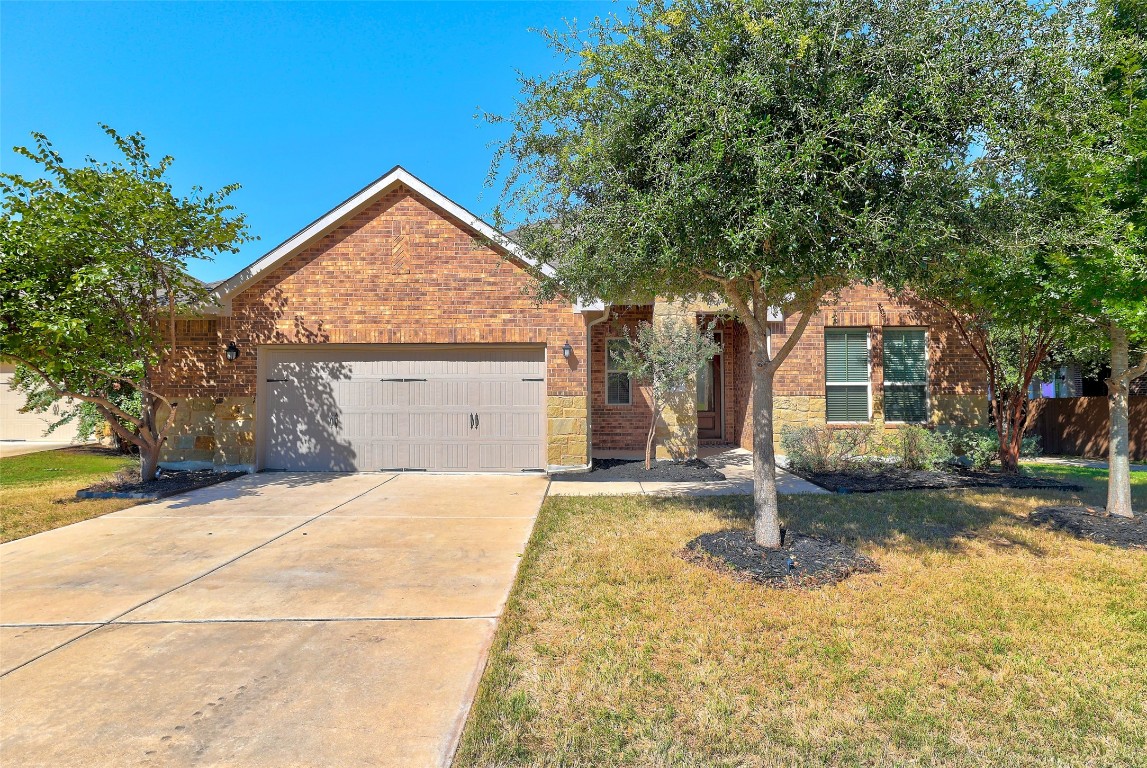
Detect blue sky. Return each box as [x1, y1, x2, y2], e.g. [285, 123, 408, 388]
[1, 1, 617, 281]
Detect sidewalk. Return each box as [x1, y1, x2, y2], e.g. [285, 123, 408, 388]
[547, 447, 827, 497]
[1029, 456, 1147, 472]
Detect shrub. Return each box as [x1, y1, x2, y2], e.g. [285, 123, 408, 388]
[780, 426, 875, 472]
[887, 425, 952, 470]
[944, 427, 1041, 470]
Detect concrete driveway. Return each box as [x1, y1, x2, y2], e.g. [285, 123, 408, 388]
[0, 472, 546, 767]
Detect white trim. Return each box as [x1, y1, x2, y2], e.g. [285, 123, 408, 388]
[824, 327, 872, 423]
[204, 166, 556, 314]
[882, 327, 930, 424]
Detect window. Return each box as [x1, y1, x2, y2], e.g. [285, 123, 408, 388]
[606, 339, 632, 405]
[825, 329, 870, 422]
[883, 329, 928, 422]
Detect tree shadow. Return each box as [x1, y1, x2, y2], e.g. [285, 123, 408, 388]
[655, 485, 1103, 557]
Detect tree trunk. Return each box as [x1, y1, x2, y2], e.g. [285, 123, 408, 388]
[995, 391, 1025, 474]
[752, 359, 783, 548]
[139, 441, 161, 482]
[1106, 325, 1135, 518]
[645, 401, 658, 471]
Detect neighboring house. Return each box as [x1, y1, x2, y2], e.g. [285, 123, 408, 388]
[155, 167, 989, 473]
[0, 361, 80, 443]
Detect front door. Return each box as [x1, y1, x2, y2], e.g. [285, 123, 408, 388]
[697, 332, 723, 440]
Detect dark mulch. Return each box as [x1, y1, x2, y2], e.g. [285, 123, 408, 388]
[588, 457, 726, 482]
[1030, 505, 1146, 550]
[77, 469, 244, 500]
[787, 464, 1083, 494]
[682, 528, 879, 588]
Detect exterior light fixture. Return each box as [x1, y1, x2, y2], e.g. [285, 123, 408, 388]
[225, 341, 240, 361]
[562, 342, 573, 359]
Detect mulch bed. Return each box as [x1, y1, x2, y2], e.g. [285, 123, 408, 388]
[787, 465, 1083, 494]
[1030, 505, 1146, 550]
[77, 469, 244, 500]
[682, 529, 879, 588]
[588, 457, 726, 482]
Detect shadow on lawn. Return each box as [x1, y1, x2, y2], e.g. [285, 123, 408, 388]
[658, 485, 1105, 557]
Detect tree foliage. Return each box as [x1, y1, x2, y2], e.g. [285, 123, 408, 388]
[0, 126, 251, 479]
[491, 0, 1035, 546]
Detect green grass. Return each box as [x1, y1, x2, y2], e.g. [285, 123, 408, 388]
[1, 446, 138, 542]
[456, 465, 1147, 767]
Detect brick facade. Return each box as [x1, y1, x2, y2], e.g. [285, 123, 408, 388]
[589, 285, 990, 455]
[157, 183, 589, 470]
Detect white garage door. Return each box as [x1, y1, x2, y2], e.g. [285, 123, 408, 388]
[261, 346, 546, 472]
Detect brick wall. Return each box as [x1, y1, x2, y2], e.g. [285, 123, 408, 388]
[157, 183, 589, 469]
[588, 305, 655, 451]
[591, 285, 990, 454]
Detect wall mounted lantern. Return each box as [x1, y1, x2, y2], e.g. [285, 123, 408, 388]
[562, 342, 573, 360]
[225, 341, 240, 362]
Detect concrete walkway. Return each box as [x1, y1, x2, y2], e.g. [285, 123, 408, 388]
[0, 472, 547, 767]
[0, 441, 76, 458]
[548, 447, 827, 497]
[1029, 456, 1147, 472]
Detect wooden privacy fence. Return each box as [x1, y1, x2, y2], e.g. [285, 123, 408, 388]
[1028, 396, 1147, 461]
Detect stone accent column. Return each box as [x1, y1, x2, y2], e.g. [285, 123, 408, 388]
[652, 299, 698, 461]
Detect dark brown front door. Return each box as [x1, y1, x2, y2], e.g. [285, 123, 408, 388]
[697, 333, 723, 440]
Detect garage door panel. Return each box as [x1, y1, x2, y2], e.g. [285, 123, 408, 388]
[263, 346, 547, 472]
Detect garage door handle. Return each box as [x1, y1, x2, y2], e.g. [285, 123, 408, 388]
[266, 378, 289, 383]
[469, 413, 475, 429]
[380, 378, 427, 382]
[475, 414, 479, 428]
[521, 377, 543, 382]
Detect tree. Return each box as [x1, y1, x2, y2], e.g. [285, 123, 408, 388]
[0, 126, 250, 480]
[614, 317, 721, 469]
[909, 248, 1082, 473]
[8, 363, 142, 453]
[490, 0, 1025, 547]
[1084, 0, 1147, 517]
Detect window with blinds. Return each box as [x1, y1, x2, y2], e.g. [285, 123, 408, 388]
[883, 329, 928, 422]
[825, 329, 870, 422]
[606, 338, 632, 405]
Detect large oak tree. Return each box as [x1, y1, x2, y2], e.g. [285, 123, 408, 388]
[491, 0, 1033, 547]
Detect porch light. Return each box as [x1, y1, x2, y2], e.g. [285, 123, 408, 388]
[225, 341, 240, 362]
[562, 342, 573, 359]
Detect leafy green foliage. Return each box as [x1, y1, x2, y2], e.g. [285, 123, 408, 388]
[780, 426, 875, 473]
[946, 427, 1041, 471]
[492, 0, 1032, 545]
[0, 126, 251, 478]
[886, 426, 953, 471]
[9, 363, 141, 448]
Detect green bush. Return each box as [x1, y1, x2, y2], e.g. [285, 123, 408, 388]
[887, 425, 953, 470]
[944, 427, 1041, 470]
[780, 425, 875, 472]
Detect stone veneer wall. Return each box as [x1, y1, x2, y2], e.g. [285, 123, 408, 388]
[155, 183, 589, 471]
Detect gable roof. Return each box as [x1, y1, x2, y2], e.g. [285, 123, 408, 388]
[206, 166, 568, 313]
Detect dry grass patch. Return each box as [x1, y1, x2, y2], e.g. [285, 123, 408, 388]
[456, 470, 1147, 767]
[1, 446, 139, 542]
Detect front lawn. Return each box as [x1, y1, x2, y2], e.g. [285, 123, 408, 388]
[456, 467, 1147, 767]
[0, 446, 139, 542]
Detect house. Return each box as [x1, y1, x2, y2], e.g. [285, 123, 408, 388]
[1, 361, 81, 444]
[156, 167, 989, 473]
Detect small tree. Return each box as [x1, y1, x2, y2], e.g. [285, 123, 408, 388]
[0, 126, 251, 480]
[614, 318, 720, 469]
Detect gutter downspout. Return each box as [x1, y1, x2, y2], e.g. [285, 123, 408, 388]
[584, 305, 612, 471]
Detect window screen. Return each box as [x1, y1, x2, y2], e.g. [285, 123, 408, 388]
[606, 339, 632, 405]
[883, 329, 927, 422]
[825, 329, 870, 422]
